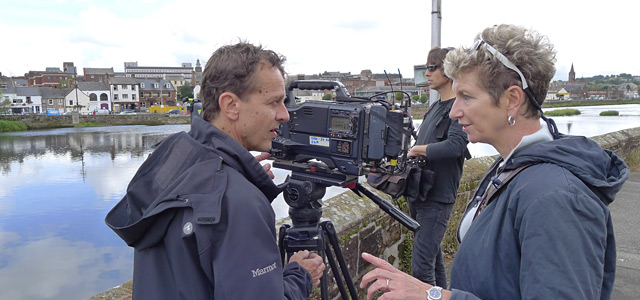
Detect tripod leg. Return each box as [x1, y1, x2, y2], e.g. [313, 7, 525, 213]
[278, 224, 290, 265]
[324, 242, 349, 299]
[322, 220, 359, 300]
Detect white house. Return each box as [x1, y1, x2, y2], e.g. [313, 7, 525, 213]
[1, 80, 19, 114]
[78, 82, 111, 112]
[546, 87, 569, 101]
[15, 87, 43, 114]
[109, 77, 140, 112]
[65, 88, 91, 114]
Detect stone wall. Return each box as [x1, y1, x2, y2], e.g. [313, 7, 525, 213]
[0, 114, 189, 129]
[287, 126, 640, 299]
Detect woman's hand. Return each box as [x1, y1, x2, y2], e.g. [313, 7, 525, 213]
[360, 252, 435, 300]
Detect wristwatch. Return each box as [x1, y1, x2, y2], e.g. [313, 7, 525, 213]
[427, 286, 443, 300]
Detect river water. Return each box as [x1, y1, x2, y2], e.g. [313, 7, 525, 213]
[1, 104, 639, 299]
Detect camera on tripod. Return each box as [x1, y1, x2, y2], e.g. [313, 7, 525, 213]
[271, 80, 412, 176]
[271, 80, 420, 300]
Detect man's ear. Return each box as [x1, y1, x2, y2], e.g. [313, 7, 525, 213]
[218, 92, 239, 120]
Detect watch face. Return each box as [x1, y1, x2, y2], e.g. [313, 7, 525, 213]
[428, 289, 442, 298]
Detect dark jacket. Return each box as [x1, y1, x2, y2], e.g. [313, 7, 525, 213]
[450, 135, 629, 300]
[105, 116, 312, 300]
[411, 98, 469, 203]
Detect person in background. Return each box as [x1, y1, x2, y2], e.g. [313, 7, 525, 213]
[106, 42, 325, 300]
[405, 46, 469, 287]
[360, 24, 628, 300]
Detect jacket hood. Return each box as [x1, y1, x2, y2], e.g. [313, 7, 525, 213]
[189, 116, 284, 200]
[106, 116, 283, 247]
[507, 135, 629, 205]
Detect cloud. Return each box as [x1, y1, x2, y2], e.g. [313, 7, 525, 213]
[0, 233, 131, 299]
[335, 19, 380, 32]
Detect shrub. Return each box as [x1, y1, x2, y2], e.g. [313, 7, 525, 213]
[0, 120, 28, 132]
[599, 110, 619, 116]
[545, 108, 581, 116]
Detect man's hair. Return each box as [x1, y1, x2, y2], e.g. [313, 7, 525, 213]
[444, 24, 556, 118]
[427, 46, 453, 67]
[200, 42, 286, 121]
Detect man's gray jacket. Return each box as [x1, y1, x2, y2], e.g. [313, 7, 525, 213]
[105, 116, 312, 299]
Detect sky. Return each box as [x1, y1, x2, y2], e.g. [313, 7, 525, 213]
[1, 0, 637, 82]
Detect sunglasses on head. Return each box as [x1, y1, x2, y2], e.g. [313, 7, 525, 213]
[472, 38, 559, 139]
[426, 65, 439, 72]
[471, 39, 540, 110]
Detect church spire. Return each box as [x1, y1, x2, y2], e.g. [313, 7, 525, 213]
[569, 63, 576, 83]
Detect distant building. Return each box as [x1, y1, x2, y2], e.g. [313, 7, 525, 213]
[190, 59, 203, 88]
[26, 70, 73, 88]
[124, 61, 194, 80]
[83, 68, 115, 83]
[78, 82, 111, 112]
[166, 74, 188, 93]
[137, 78, 176, 110]
[40, 87, 70, 113]
[562, 83, 590, 100]
[64, 88, 91, 114]
[569, 63, 576, 83]
[13, 87, 42, 114]
[63, 62, 77, 76]
[109, 77, 140, 112]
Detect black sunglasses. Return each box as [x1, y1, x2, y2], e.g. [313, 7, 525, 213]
[426, 64, 439, 72]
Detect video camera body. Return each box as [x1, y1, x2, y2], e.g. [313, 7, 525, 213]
[271, 80, 413, 176]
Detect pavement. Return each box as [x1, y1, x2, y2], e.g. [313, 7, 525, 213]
[610, 171, 640, 299]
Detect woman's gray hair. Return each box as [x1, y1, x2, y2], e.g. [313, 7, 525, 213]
[444, 24, 556, 118]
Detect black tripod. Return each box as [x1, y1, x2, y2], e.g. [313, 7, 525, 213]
[276, 161, 419, 300]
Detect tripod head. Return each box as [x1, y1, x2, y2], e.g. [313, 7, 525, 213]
[274, 159, 419, 231]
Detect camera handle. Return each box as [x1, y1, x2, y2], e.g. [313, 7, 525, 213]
[352, 182, 420, 231]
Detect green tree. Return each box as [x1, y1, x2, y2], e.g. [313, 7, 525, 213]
[395, 92, 404, 101]
[0, 97, 10, 114]
[322, 93, 332, 100]
[420, 94, 428, 104]
[411, 94, 419, 101]
[178, 84, 194, 101]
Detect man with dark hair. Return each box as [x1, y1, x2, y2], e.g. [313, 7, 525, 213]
[106, 42, 325, 299]
[405, 46, 469, 287]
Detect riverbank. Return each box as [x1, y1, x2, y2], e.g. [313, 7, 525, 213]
[0, 113, 190, 131]
[410, 98, 639, 120]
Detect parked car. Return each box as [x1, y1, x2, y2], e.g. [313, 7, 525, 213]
[119, 109, 136, 115]
[165, 109, 180, 115]
[94, 109, 110, 115]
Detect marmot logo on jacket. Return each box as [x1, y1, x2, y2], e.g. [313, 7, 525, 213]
[252, 262, 277, 278]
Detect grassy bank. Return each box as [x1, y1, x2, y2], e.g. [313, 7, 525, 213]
[542, 99, 639, 108]
[0, 120, 28, 132]
[411, 99, 637, 120]
[545, 108, 581, 116]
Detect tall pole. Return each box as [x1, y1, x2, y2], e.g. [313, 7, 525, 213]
[74, 70, 79, 112]
[429, 0, 442, 105]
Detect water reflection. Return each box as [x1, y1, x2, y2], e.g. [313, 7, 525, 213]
[0, 125, 189, 300]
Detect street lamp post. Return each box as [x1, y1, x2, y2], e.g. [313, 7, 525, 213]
[74, 70, 79, 112]
[429, 0, 442, 105]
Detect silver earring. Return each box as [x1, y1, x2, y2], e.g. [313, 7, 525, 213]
[508, 115, 516, 126]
